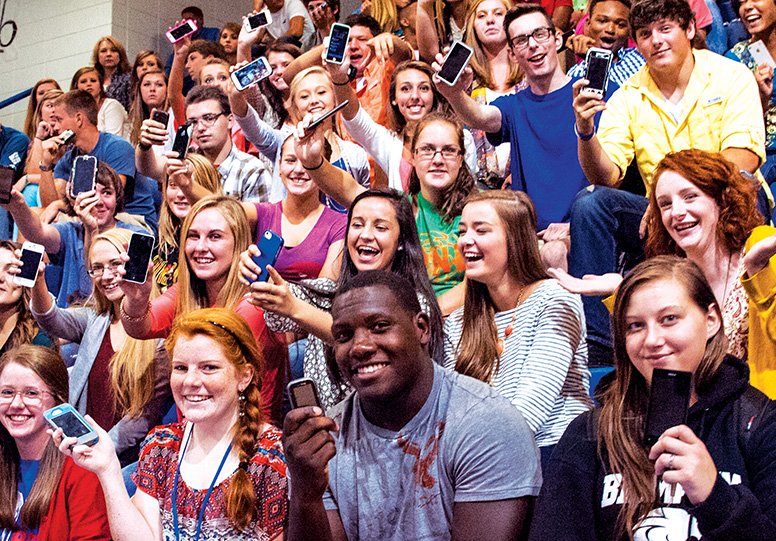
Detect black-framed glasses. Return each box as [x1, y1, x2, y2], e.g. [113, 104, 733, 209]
[509, 27, 554, 49]
[87, 260, 123, 278]
[187, 112, 225, 128]
[0, 387, 54, 406]
[414, 144, 463, 161]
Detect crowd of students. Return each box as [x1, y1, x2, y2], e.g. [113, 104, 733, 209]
[1, 0, 776, 539]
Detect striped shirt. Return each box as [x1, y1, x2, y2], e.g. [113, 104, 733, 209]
[567, 47, 646, 88]
[443, 280, 592, 447]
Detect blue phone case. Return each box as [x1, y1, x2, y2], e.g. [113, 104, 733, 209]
[43, 404, 99, 446]
[252, 229, 284, 283]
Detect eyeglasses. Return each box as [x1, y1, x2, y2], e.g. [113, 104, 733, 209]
[509, 27, 554, 50]
[0, 387, 54, 406]
[187, 112, 225, 128]
[87, 260, 123, 278]
[414, 144, 462, 161]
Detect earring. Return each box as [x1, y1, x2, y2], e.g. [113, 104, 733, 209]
[238, 392, 246, 417]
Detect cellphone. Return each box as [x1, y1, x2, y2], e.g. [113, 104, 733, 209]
[287, 378, 322, 410]
[244, 9, 272, 32]
[307, 100, 349, 132]
[557, 30, 575, 53]
[437, 41, 474, 86]
[582, 47, 613, 97]
[166, 19, 198, 43]
[44, 404, 99, 447]
[123, 232, 155, 284]
[172, 124, 192, 160]
[644, 369, 692, 446]
[748, 40, 776, 69]
[151, 110, 170, 126]
[59, 129, 76, 146]
[251, 229, 284, 283]
[231, 57, 273, 92]
[14, 241, 45, 288]
[0, 165, 14, 205]
[325, 23, 351, 64]
[70, 155, 98, 198]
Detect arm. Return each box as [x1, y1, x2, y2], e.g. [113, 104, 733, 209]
[719, 63, 767, 170]
[168, 31, 190, 124]
[572, 79, 622, 187]
[135, 119, 167, 180]
[232, 98, 285, 162]
[368, 33, 413, 64]
[416, 0, 442, 62]
[552, 5, 573, 31]
[742, 227, 776, 341]
[318, 239, 343, 281]
[437, 280, 466, 317]
[4, 189, 61, 253]
[285, 15, 306, 39]
[432, 56, 503, 133]
[721, 148, 761, 173]
[37, 131, 68, 207]
[453, 500, 532, 541]
[117, 260, 165, 339]
[283, 45, 326, 86]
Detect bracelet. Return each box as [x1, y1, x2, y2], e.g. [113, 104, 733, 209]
[574, 122, 595, 141]
[38, 161, 53, 172]
[332, 78, 350, 86]
[138, 142, 152, 151]
[303, 158, 325, 171]
[120, 298, 151, 322]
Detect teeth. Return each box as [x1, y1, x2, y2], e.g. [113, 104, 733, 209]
[194, 257, 214, 264]
[357, 247, 379, 255]
[185, 396, 210, 402]
[674, 222, 697, 231]
[9, 415, 30, 421]
[356, 363, 387, 374]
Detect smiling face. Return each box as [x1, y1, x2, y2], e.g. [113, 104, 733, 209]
[268, 51, 295, 92]
[624, 278, 720, 388]
[292, 72, 335, 119]
[654, 170, 720, 256]
[89, 239, 124, 302]
[634, 18, 694, 73]
[331, 285, 429, 403]
[347, 198, 400, 272]
[170, 334, 253, 430]
[0, 248, 23, 309]
[140, 72, 167, 109]
[412, 120, 463, 200]
[184, 207, 235, 283]
[506, 12, 562, 83]
[393, 68, 434, 123]
[740, 0, 776, 35]
[77, 70, 102, 101]
[98, 40, 119, 69]
[473, 0, 509, 46]
[166, 177, 192, 220]
[457, 201, 510, 286]
[0, 363, 57, 458]
[200, 63, 232, 93]
[91, 182, 118, 229]
[586, 0, 631, 52]
[279, 138, 317, 197]
[348, 25, 375, 75]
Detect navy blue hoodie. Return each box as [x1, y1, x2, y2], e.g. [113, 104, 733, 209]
[529, 355, 776, 540]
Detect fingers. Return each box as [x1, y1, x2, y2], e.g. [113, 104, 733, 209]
[239, 246, 262, 284]
[266, 264, 283, 285]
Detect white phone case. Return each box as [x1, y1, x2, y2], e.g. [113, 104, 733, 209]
[748, 40, 776, 70]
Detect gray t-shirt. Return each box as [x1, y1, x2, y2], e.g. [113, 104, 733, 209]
[322, 363, 542, 540]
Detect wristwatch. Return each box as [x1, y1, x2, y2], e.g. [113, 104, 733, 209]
[38, 161, 53, 172]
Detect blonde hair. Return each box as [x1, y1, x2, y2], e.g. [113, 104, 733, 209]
[24, 79, 62, 139]
[369, 0, 399, 32]
[464, 0, 523, 90]
[91, 35, 132, 75]
[285, 67, 343, 143]
[89, 228, 161, 418]
[176, 196, 251, 314]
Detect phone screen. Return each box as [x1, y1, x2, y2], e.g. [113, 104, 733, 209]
[17, 248, 43, 282]
[585, 53, 610, 92]
[248, 11, 269, 29]
[645, 369, 691, 445]
[52, 411, 91, 438]
[438, 42, 472, 84]
[0, 167, 14, 204]
[288, 379, 321, 409]
[169, 21, 195, 41]
[124, 234, 155, 283]
[235, 59, 270, 88]
[72, 157, 97, 197]
[327, 25, 350, 63]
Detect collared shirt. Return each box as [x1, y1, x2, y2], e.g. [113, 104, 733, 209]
[567, 47, 646, 88]
[353, 57, 395, 128]
[217, 143, 272, 202]
[598, 48, 766, 194]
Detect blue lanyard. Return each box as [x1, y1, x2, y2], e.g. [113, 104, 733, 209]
[171, 424, 234, 541]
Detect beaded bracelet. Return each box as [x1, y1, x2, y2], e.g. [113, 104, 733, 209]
[120, 298, 151, 322]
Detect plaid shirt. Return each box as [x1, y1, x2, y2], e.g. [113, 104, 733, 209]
[567, 47, 645, 88]
[217, 143, 272, 202]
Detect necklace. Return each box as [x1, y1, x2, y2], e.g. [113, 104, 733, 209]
[496, 283, 528, 356]
[720, 251, 735, 308]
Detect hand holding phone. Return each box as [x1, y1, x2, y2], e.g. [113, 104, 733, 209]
[437, 41, 474, 86]
[167, 19, 198, 43]
[251, 230, 284, 283]
[581, 47, 613, 97]
[14, 242, 45, 288]
[70, 155, 98, 198]
[244, 9, 272, 32]
[44, 404, 99, 447]
[123, 233, 155, 284]
[325, 23, 351, 64]
[287, 378, 322, 410]
[231, 57, 273, 91]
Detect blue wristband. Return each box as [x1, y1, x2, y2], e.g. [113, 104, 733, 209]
[574, 122, 595, 141]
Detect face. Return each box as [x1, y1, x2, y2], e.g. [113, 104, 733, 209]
[634, 18, 694, 72]
[140, 73, 167, 108]
[136, 55, 162, 78]
[331, 286, 429, 402]
[98, 40, 119, 68]
[0, 248, 23, 308]
[89, 239, 124, 302]
[473, 0, 508, 46]
[268, 51, 294, 92]
[586, 1, 631, 52]
[186, 99, 231, 154]
[170, 335, 253, 429]
[507, 12, 562, 82]
[185, 51, 206, 80]
[0, 363, 57, 454]
[348, 25, 375, 74]
[49, 104, 73, 135]
[393, 69, 434, 123]
[740, 0, 776, 35]
[184, 207, 235, 283]
[166, 177, 192, 220]
[412, 121, 462, 195]
[200, 63, 232, 93]
[347, 198, 400, 271]
[457, 201, 510, 286]
[624, 279, 720, 388]
[35, 82, 58, 103]
[292, 72, 335, 118]
[40, 100, 57, 125]
[91, 183, 118, 228]
[279, 139, 316, 197]
[77, 71, 101, 100]
[654, 170, 720, 255]
[219, 29, 239, 54]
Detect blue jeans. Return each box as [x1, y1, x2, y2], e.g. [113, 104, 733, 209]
[569, 186, 648, 349]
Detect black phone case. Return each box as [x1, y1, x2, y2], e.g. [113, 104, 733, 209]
[644, 369, 692, 446]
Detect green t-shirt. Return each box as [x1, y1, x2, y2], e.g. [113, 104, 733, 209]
[414, 192, 465, 296]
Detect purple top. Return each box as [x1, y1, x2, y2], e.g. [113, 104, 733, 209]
[254, 201, 347, 281]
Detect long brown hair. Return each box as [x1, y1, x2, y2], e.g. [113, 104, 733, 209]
[0, 241, 45, 355]
[128, 69, 169, 146]
[24, 79, 62, 139]
[0, 346, 68, 531]
[454, 191, 548, 382]
[464, 0, 522, 91]
[645, 149, 763, 258]
[91, 36, 132, 76]
[600, 256, 726, 539]
[166, 308, 264, 531]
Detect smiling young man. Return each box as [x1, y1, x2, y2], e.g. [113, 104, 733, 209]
[283, 270, 541, 541]
[568, 0, 767, 365]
